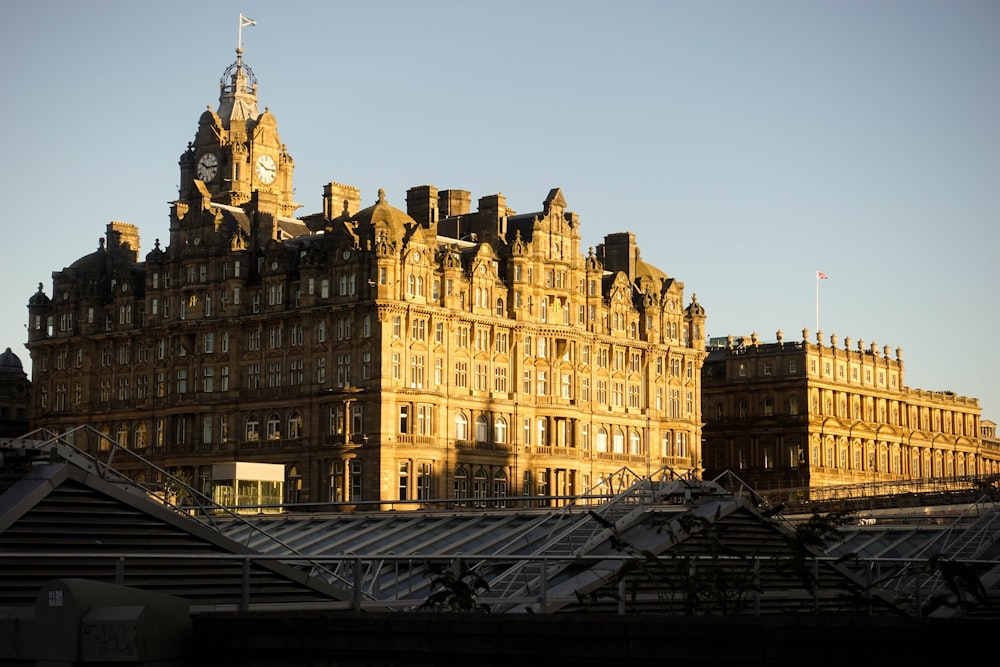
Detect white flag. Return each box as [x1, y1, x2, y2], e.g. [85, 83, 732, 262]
[240, 14, 256, 28]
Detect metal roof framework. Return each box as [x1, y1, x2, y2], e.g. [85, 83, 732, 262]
[2, 431, 999, 618]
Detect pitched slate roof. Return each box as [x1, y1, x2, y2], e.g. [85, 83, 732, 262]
[0, 437, 351, 611]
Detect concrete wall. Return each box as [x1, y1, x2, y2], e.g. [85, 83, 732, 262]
[192, 612, 991, 666]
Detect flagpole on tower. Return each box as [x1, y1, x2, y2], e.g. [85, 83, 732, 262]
[816, 270, 828, 332]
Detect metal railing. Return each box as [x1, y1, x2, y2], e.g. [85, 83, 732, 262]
[1, 550, 993, 617]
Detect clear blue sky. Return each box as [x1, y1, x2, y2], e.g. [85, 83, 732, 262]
[2, 1, 998, 420]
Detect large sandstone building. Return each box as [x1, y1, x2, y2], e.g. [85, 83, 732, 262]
[25, 48, 707, 508]
[701, 330, 996, 495]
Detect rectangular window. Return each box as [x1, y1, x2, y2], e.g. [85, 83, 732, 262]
[417, 462, 432, 500]
[337, 354, 351, 387]
[289, 359, 304, 385]
[410, 355, 425, 388]
[350, 460, 363, 502]
[269, 326, 282, 348]
[267, 361, 281, 387]
[338, 317, 353, 340]
[399, 405, 410, 434]
[411, 318, 426, 341]
[415, 405, 432, 436]
[398, 461, 409, 501]
[247, 363, 260, 389]
[494, 366, 508, 393]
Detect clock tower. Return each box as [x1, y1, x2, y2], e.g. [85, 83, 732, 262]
[176, 47, 300, 221]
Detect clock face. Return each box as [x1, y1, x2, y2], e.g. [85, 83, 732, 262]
[196, 152, 218, 181]
[255, 154, 277, 184]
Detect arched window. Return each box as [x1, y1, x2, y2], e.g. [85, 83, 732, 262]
[612, 428, 625, 454]
[134, 422, 147, 449]
[629, 430, 642, 455]
[266, 412, 281, 440]
[496, 298, 504, 316]
[475, 415, 489, 443]
[473, 468, 488, 507]
[98, 424, 112, 451]
[494, 416, 507, 444]
[407, 274, 415, 295]
[287, 412, 303, 439]
[245, 416, 260, 441]
[493, 469, 508, 507]
[455, 412, 468, 441]
[596, 427, 609, 453]
[116, 423, 129, 448]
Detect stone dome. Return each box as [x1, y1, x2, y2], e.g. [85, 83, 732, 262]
[351, 189, 417, 240]
[0, 347, 25, 375]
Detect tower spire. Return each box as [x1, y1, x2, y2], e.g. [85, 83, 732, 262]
[216, 46, 259, 126]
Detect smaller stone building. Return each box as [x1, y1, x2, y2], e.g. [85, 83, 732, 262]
[0, 348, 30, 438]
[701, 329, 995, 495]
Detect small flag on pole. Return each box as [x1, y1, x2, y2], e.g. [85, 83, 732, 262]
[817, 271, 828, 280]
[238, 14, 256, 50]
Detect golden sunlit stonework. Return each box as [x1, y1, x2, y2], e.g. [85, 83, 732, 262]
[25, 49, 706, 508]
[701, 329, 998, 497]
